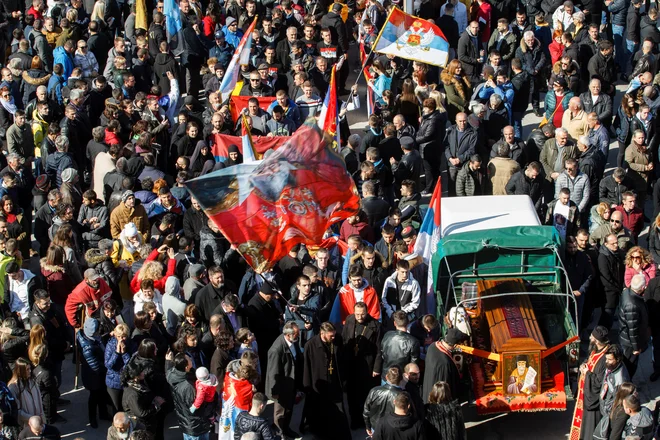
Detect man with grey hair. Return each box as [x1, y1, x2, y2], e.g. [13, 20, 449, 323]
[577, 134, 605, 211]
[540, 127, 578, 186]
[618, 272, 649, 377]
[488, 142, 520, 195]
[19, 415, 61, 440]
[580, 79, 613, 128]
[553, 0, 579, 31]
[44, 135, 77, 187]
[485, 93, 510, 146]
[266, 320, 303, 439]
[107, 411, 145, 440]
[515, 30, 547, 116]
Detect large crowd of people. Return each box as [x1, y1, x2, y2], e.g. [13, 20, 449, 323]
[0, 0, 658, 438]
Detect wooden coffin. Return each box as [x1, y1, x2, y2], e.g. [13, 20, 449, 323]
[476, 279, 547, 382]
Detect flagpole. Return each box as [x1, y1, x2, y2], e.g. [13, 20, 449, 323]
[347, 6, 399, 101]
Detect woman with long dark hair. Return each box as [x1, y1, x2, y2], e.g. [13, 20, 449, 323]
[593, 382, 636, 440]
[7, 358, 44, 428]
[424, 381, 466, 440]
[121, 360, 165, 440]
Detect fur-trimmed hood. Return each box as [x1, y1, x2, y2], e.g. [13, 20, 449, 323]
[552, 60, 579, 76]
[39, 258, 65, 273]
[21, 70, 51, 86]
[440, 71, 471, 100]
[85, 248, 110, 268]
[350, 249, 388, 269]
[519, 37, 541, 53]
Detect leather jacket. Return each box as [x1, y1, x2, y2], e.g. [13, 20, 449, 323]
[379, 330, 420, 379]
[363, 383, 402, 430]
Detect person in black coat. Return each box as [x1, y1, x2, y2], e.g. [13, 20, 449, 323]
[265, 323, 304, 439]
[437, 6, 459, 54]
[18, 417, 61, 440]
[598, 234, 625, 329]
[121, 360, 165, 440]
[416, 99, 447, 195]
[588, 41, 617, 96]
[194, 266, 238, 323]
[342, 304, 382, 429]
[457, 22, 483, 85]
[303, 323, 351, 440]
[235, 392, 279, 440]
[392, 137, 423, 194]
[422, 328, 467, 403]
[165, 353, 214, 439]
[320, 4, 349, 57]
[246, 283, 282, 375]
[424, 381, 466, 440]
[565, 236, 593, 329]
[644, 276, 660, 381]
[510, 60, 531, 139]
[27, 290, 69, 380]
[361, 181, 390, 230]
[618, 275, 649, 378]
[444, 114, 478, 197]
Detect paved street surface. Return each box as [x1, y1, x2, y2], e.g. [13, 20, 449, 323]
[43, 61, 660, 439]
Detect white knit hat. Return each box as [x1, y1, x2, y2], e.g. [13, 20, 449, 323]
[196, 367, 210, 382]
[123, 222, 139, 238]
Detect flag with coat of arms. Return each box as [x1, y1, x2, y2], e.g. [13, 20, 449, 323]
[374, 7, 449, 67]
[413, 179, 441, 315]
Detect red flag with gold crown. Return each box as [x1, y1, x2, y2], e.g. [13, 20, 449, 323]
[184, 125, 360, 273]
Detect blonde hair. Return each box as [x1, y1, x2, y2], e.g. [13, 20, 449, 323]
[113, 323, 130, 338]
[91, 1, 106, 23]
[28, 325, 46, 355]
[625, 246, 652, 268]
[138, 260, 164, 282]
[595, 202, 611, 218]
[29, 344, 48, 366]
[429, 90, 447, 114]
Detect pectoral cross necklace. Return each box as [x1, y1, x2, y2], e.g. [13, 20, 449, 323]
[328, 343, 334, 375]
[354, 324, 367, 356]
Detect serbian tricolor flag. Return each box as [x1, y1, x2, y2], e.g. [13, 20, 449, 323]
[185, 125, 360, 273]
[317, 65, 339, 147]
[218, 372, 253, 440]
[220, 17, 257, 102]
[374, 7, 449, 67]
[413, 179, 441, 315]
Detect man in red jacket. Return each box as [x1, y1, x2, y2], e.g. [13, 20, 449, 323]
[615, 191, 644, 243]
[65, 269, 112, 327]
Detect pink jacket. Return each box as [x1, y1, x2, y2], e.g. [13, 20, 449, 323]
[624, 263, 656, 288]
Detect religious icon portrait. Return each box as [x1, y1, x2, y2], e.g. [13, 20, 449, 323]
[503, 352, 541, 396]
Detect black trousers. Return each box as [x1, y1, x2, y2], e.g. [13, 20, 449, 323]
[106, 387, 123, 413]
[448, 165, 459, 197]
[621, 344, 640, 379]
[88, 388, 110, 422]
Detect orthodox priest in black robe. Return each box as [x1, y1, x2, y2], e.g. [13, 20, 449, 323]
[569, 325, 610, 440]
[303, 322, 351, 440]
[422, 328, 468, 402]
[341, 302, 383, 428]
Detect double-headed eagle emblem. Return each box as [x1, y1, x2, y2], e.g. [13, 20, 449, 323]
[395, 20, 435, 54]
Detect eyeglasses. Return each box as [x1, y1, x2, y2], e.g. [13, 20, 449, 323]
[631, 255, 641, 260]
[610, 219, 621, 224]
[250, 79, 260, 82]
[79, 45, 87, 49]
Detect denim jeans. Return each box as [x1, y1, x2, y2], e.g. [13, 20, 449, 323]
[612, 24, 625, 71]
[512, 111, 524, 139]
[183, 433, 209, 440]
[624, 39, 639, 76]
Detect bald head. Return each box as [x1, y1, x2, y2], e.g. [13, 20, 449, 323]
[113, 412, 129, 427]
[569, 97, 582, 111]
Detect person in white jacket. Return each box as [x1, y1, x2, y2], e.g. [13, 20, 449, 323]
[73, 40, 99, 79]
[382, 260, 421, 321]
[133, 279, 164, 315]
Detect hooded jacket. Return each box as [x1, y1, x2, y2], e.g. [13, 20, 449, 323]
[40, 259, 76, 306]
[371, 410, 425, 440]
[622, 406, 655, 440]
[337, 278, 381, 324]
[515, 37, 547, 76]
[20, 70, 51, 109]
